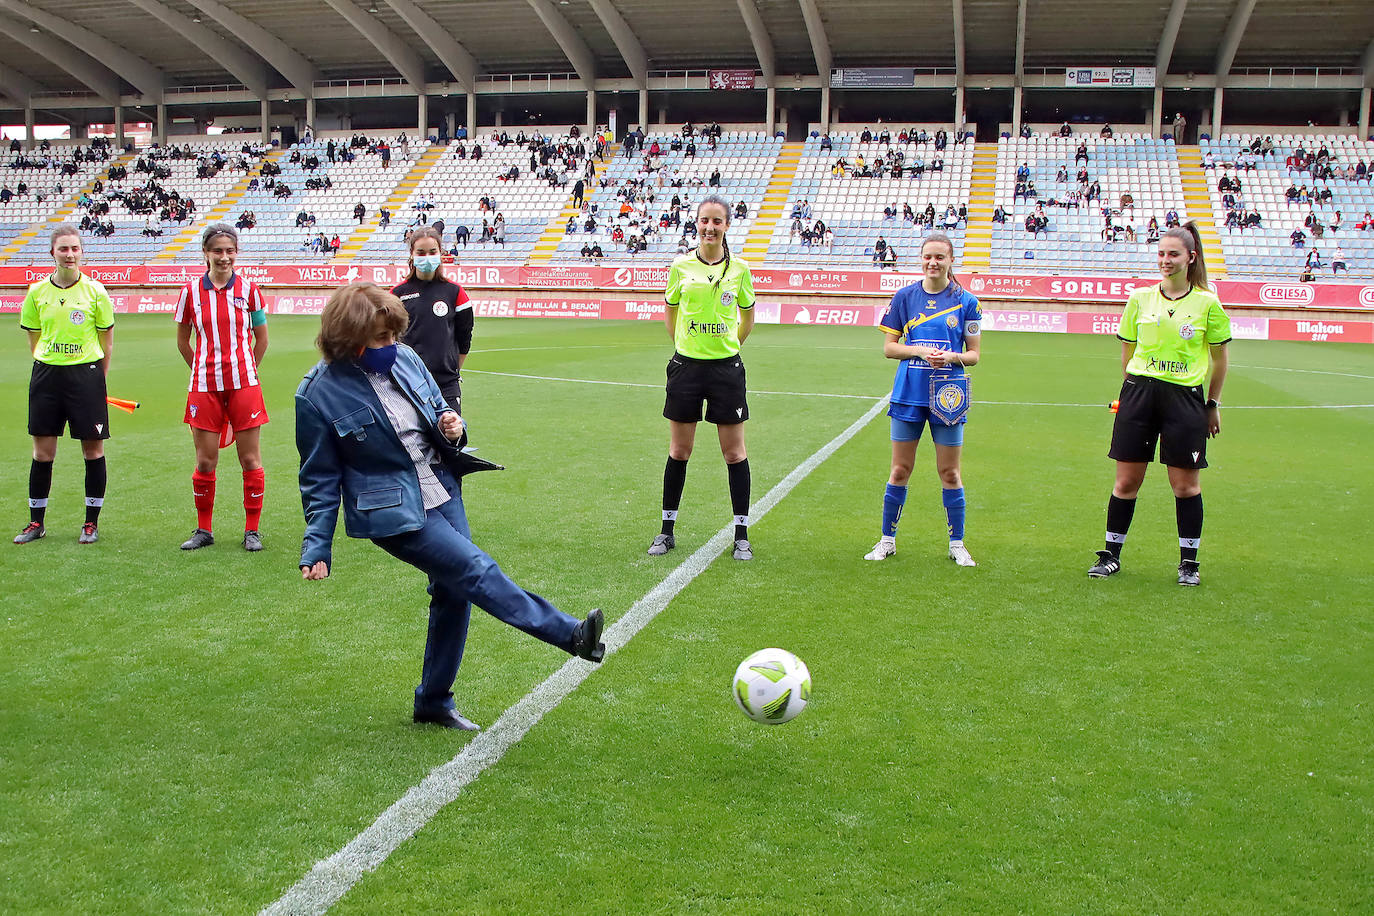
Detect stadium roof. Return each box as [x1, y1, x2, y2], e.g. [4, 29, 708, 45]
[0, 0, 1368, 107]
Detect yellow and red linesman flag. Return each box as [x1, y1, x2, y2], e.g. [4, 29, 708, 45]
[106, 396, 140, 414]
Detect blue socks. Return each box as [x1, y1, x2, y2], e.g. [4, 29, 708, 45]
[882, 484, 907, 537]
[942, 487, 966, 541]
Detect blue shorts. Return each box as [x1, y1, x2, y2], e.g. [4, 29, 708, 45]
[890, 409, 964, 446]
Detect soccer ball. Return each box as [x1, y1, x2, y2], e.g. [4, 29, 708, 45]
[732, 648, 811, 724]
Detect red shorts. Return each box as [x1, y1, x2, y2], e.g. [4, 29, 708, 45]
[185, 386, 269, 434]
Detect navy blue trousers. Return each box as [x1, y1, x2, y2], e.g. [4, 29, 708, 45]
[373, 468, 578, 715]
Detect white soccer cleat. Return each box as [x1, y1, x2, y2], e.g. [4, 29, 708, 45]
[864, 537, 896, 561]
[948, 542, 977, 567]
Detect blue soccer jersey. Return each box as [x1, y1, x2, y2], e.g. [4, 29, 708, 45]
[878, 281, 982, 417]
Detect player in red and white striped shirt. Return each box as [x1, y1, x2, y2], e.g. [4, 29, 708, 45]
[174, 224, 270, 552]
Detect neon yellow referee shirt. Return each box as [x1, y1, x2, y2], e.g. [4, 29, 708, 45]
[1118, 284, 1231, 388]
[19, 273, 115, 366]
[665, 252, 756, 360]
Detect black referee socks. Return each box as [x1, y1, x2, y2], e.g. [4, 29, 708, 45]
[1176, 494, 1203, 563]
[85, 457, 107, 524]
[29, 459, 54, 524]
[1104, 494, 1136, 558]
[661, 457, 688, 535]
[728, 458, 750, 540]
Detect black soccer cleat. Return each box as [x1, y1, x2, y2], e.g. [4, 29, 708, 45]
[647, 533, 675, 556]
[1087, 550, 1121, 578]
[79, 522, 99, 544]
[242, 530, 263, 552]
[13, 521, 45, 545]
[1177, 560, 1200, 587]
[181, 528, 214, 550]
[571, 608, 606, 662]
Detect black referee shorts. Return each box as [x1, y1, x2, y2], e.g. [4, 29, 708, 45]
[29, 360, 110, 440]
[663, 353, 748, 425]
[1109, 374, 1207, 469]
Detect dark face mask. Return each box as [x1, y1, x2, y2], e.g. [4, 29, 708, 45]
[359, 344, 398, 374]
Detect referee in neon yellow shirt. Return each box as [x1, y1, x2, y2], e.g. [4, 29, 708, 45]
[1088, 224, 1231, 586]
[647, 195, 757, 560]
[15, 224, 115, 545]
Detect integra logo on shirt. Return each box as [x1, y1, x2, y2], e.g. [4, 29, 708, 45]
[686, 319, 728, 337]
[1146, 356, 1189, 374]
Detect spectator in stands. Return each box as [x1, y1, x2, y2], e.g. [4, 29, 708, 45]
[1147, 217, 1161, 244]
[1075, 142, 1089, 165]
[330, 234, 341, 255]
[1056, 165, 1069, 183]
[1330, 211, 1343, 233]
[1019, 123, 1032, 139]
[1100, 124, 1113, 137]
[1076, 165, 1089, 184]
[1356, 160, 1368, 181]
[1291, 228, 1307, 248]
[872, 235, 888, 265]
[1057, 122, 1072, 137]
[452, 224, 469, 246]
[883, 203, 897, 221]
[274, 183, 292, 199]
[820, 134, 832, 151]
[1101, 216, 1119, 243]
[734, 200, 747, 220]
[1317, 186, 1333, 204]
[1357, 211, 1373, 230]
[923, 203, 936, 227]
[1331, 246, 1348, 275]
[1087, 180, 1101, 203]
[1027, 212, 1049, 237]
[1172, 112, 1186, 141]
[902, 202, 916, 223]
[350, 202, 365, 224]
[1016, 161, 1030, 183]
[861, 127, 873, 142]
[992, 205, 1007, 224]
[1285, 183, 1300, 204]
[941, 206, 959, 230]
[142, 217, 162, 237]
[934, 129, 948, 151]
[580, 242, 594, 260]
[880, 245, 898, 269]
[1203, 151, 1216, 170]
[1306, 248, 1322, 271]
[493, 220, 506, 246]
[379, 208, 392, 229]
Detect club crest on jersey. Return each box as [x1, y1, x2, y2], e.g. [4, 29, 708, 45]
[946, 314, 958, 328]
[1178, 323, 1195, 339]
[233, 297, 249, 310]
[720, 290, 735, 307]
[69, 309, 86, 325]
[432, 301, 449, 317]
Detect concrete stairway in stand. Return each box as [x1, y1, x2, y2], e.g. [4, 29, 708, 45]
[960, 144, 998, 274]
[1177, 146, 1227, 277]
[739, 141, 803, 264]
[336, 143, 449, 259]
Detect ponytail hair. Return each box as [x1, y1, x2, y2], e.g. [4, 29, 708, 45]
[1163, 222, 1209, 291]
[920, 230, 963, 294]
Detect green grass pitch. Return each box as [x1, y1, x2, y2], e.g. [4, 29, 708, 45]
[2, 315, 1371, 914]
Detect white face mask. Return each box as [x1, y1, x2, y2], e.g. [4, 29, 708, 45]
[413, 254, 441, 275]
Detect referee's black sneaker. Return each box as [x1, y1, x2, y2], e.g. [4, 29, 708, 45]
[13, 521, 44, 544]
[1087, 550, 1121, 578]
[181, 528, 214, 550]
[79, 522, 99, 544]
[732, 539, 754, 561]
[1177, 561, 1201, 587]
[647, 533, 675, 556]
[242, 530, 263, 552]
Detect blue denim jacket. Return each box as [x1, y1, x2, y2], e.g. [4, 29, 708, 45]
[296, 344, 470, 569]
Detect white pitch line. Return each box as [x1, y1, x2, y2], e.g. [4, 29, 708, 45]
[260, 395, 893, 916]
[465, 368, 879, 400]
[466, 369, 1374, 409]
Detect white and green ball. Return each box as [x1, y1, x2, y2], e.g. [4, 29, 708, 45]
[732, 648, 811, 724]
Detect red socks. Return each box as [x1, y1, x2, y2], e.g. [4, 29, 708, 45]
[242, 467, 265, 532]
[192, 470, 216, 532]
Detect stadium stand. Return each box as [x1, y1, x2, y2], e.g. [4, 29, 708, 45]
[0, 142, 118, 259]
[4, 141, 271, 264]
[990, 134, 1189, 274]
[1200, 134, 1374, 280]
[764, 131, 974, 268]
[358, 132, 594, 263]
[177, 136, 423, 263]
[548, 129, 779, 263]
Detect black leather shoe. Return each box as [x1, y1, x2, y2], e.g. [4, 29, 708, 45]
[571, 608, 606, 662]
[413, 709, 480, 731]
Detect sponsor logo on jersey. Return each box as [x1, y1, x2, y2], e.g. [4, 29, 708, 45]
[399, 292, 420, 300]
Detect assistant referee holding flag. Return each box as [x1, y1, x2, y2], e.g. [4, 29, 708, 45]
[15, 224, 114, 545]
[1088, 223, 1231, 586]
[647, 194, 757, 561]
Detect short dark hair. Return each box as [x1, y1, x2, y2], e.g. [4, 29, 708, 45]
[316, 282, 409, 363]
